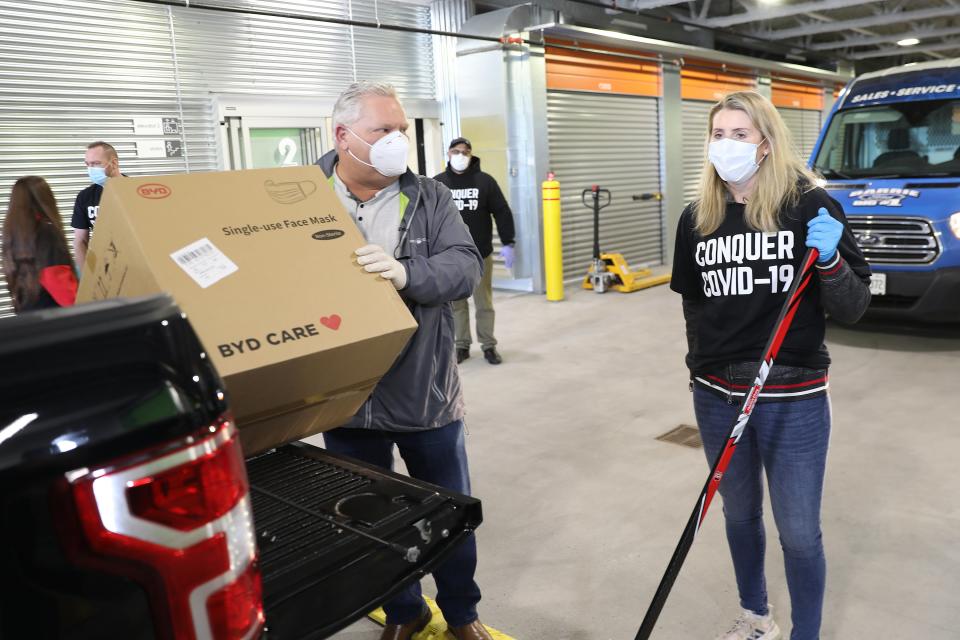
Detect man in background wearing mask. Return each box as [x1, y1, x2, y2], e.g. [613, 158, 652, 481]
[316, 82, 493, 640]
[433, 138, 515, 365]
[71, 141, 122, 271]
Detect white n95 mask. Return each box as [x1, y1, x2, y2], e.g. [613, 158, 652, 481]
[450, 154, 470, 172]
[347, 128, 409, 177]
[708, 137, 765, 184]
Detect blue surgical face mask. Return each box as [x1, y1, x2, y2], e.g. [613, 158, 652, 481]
[88, 167, 107, 186]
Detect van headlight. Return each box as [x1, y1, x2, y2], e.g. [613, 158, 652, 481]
[951, 212, 960, 239]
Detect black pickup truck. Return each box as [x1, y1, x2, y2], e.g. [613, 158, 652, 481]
[0, 295, 482, 640]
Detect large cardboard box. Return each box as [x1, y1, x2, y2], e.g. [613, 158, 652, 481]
[77, 167, 417, 454]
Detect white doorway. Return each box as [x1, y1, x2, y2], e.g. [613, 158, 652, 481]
[222, 115, 328, 170]
[215, 96, 443, 174]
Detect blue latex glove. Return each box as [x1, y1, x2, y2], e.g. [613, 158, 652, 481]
[500, 244, 515, 269]
[806, 207, 843, 263]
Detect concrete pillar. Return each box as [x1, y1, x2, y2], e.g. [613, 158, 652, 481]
[757, 72, 772, 99]
[823, 85, 837, 121]
[661, 62, 684, 265]
[431, 0, 473, 146]
[458, 6, 546, 292]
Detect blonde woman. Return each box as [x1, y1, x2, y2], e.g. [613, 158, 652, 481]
[669, 91, 871, 640]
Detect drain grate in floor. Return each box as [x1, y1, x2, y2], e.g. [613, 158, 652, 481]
[656, 424, 702, 449]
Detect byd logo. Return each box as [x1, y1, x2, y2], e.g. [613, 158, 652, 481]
[137, 183, 172, 199]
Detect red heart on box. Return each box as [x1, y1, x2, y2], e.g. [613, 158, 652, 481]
[320, 314, 342, 331]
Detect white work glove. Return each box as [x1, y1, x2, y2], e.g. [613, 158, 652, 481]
[355, 244, 408, 290]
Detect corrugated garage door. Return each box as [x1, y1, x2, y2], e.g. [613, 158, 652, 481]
[547, 90, 664, 277]
[678, 63, 756, 211]
[684, 103, 823, 209]
[172, 1, 434, 101]
[0, 0, 434, 317]
[0, 0, 209, 317]
[772, 79, 824, 163]
[681, 100, 714, 209]
[778, 107, 823, 162]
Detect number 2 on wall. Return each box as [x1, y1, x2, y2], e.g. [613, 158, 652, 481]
[277, 137, 298, 166]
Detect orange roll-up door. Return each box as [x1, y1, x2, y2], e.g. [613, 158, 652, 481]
[545, 40, 661, 97]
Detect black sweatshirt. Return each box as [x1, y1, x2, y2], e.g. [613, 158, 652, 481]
[671, 185, 871, 393]
[433, 156, 515, 258]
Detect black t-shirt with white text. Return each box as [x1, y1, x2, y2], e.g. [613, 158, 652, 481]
[71, 183, 103, 231]
[670, 186, 870, 372]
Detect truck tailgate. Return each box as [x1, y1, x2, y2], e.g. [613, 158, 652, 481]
[247, 442, 482, 640]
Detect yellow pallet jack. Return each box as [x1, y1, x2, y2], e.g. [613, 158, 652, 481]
[580, 185, 672, 293]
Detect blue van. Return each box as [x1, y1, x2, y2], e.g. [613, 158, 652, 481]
[811, 59, 960, 323]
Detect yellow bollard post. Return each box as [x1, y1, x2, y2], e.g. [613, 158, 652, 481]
[542, 174, 564, 301]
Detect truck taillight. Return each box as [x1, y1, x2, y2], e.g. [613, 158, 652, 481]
[208, 560, 264, 639]
[62, 418, 264, 640]
[126, 431, 248, 531]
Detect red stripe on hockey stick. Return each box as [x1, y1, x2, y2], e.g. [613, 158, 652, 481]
[698, 443, 738, 530]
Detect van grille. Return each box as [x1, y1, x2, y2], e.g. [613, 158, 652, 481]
[846, 215, 940, 264]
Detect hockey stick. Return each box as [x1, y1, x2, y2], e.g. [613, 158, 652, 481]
[635, 247, 820, 640]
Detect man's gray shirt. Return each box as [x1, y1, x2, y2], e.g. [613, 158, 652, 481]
[332, 165, 401, 254]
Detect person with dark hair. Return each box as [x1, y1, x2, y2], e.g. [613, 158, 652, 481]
[72, 141, 122, 271]
[2, 176, 78, 313]
[434, 137, 516, 365]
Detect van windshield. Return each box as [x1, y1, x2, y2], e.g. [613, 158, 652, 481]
[813, 98, 960, 178]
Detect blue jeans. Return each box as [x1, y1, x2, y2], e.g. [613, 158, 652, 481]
[694, 387, 831, 640]
[322, 420, 481, 627]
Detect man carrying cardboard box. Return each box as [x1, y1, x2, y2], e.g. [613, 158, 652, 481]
[317, 82, 492, 640]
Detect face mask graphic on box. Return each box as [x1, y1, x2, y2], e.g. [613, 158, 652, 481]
[265, 179, 318, 204]
[346, 128, 409, 177]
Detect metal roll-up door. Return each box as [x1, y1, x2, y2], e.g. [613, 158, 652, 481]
[681, 99, 714, 209]
[171, 1, 434, 102]
[0, 0, 214, 318]
[778, 107, 823, 161]
[547, 90, 664, 279]
[0, 0, 436, 318]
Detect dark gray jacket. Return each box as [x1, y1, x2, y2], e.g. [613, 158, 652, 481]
[318, 150, 483, 431]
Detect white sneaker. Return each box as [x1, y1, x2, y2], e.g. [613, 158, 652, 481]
[714, 606, 782, 640]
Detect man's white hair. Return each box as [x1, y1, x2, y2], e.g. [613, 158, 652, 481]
[332, 81, 399, 130]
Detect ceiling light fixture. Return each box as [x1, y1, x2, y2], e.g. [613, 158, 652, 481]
[897, 38, 920, 46]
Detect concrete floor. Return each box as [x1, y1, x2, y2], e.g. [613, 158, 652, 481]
[319, 283, 960, 640]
